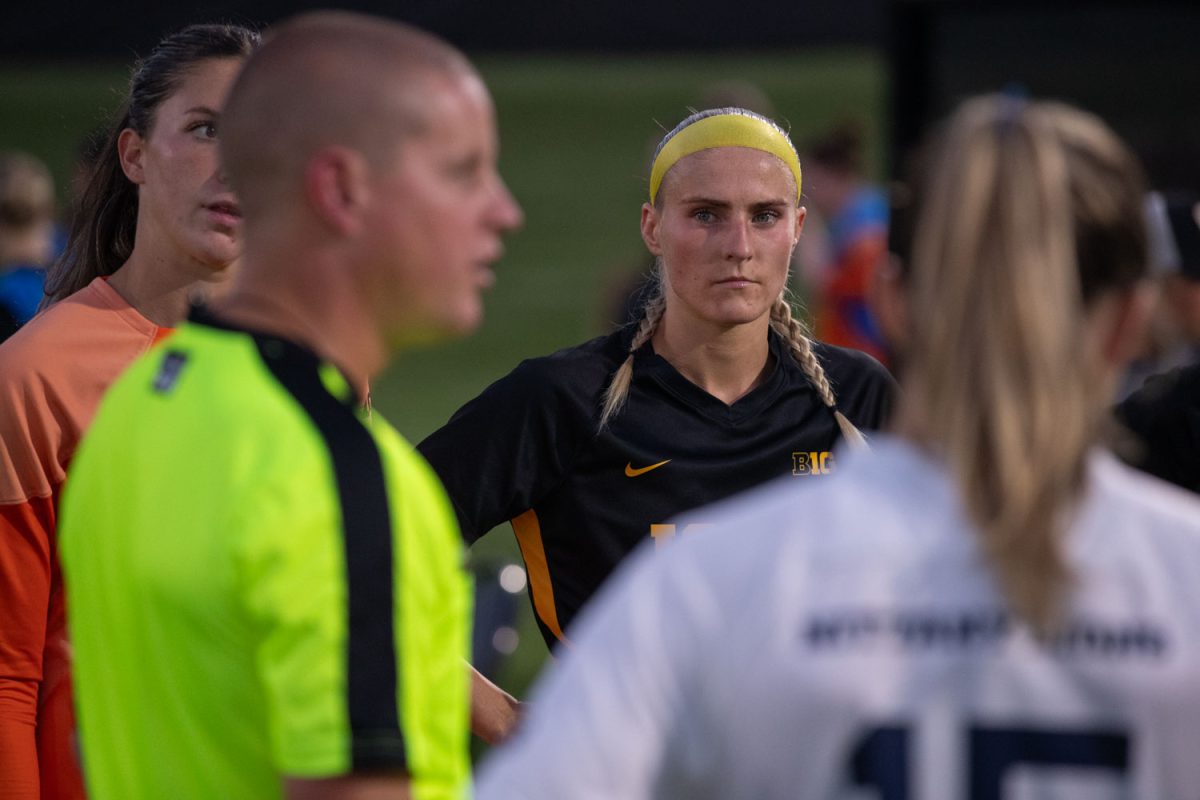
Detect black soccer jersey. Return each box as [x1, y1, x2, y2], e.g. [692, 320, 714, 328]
[418, 327, 896, 648]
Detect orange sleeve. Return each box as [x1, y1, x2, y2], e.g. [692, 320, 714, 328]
[0, 498, 54, 799]
[0, 498, 85, 800]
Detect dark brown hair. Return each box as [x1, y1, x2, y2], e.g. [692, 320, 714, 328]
[42, 23, 259, 306]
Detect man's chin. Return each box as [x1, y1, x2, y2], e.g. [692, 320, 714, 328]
[387, 308, 483, 351]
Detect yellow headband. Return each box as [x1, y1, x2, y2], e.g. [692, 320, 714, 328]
[648, 113, 802, 204]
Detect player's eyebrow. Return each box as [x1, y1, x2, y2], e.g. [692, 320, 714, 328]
[678, 196, 790, 209]
[678, 196, 731, 207]
[183, 105, 220, 117]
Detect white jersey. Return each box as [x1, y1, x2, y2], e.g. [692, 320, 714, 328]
[476, 436, 1200, 800]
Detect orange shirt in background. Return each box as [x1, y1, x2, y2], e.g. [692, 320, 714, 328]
[813, 234, 890, 366]
[0, 278, 170, 799]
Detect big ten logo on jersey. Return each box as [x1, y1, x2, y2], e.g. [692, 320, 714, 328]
[792, 450, 835, 476]
[152, 350, 188, 394]
[649, 523, 711, 549]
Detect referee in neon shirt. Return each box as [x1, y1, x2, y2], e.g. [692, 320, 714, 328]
[59, 12, 522, 800]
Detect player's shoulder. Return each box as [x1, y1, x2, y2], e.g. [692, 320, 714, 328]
[489, 329, 626, 407]
[810, 339, 894, 389]
[681, 435, 940, 556]
[101, 320, 235, 404]
[800, 340, 897, 429]
[0, 289, 89, 379]
[373, 418, 444, 491]
[1089, 451, 1200, 538]
[513, 330, 625, 381]
[1069, 453, 1200, 616]
[0, 279, 155, 389]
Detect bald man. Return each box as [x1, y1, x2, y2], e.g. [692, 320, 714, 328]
[58, 12, 521, 800]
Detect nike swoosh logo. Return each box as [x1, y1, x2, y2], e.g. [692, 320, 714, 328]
[625, 459, 671, 477]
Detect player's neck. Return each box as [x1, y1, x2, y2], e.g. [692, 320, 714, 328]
[108, 242, 234, 328]
[213, 272, 382, 401]
[651, 313, 772, 406]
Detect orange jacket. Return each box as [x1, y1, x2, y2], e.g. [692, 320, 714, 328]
[0, 278, 168, 799]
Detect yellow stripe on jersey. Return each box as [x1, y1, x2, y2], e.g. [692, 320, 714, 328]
[511, 509, 570, 646]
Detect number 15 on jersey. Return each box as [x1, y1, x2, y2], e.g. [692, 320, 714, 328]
[849, 721, 1128, 799]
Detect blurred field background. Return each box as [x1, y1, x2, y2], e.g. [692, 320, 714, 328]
[0, 48, 884, 745]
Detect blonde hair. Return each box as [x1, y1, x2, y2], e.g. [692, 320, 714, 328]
[905, 96, 1147, 630]
[600, 107, 865, 443]
[599, 271, 863, 444]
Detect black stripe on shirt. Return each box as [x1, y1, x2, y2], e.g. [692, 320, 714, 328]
[253, 335, 406, 772]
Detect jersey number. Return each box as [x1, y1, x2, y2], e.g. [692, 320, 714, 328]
[850, 724, 1129, 800]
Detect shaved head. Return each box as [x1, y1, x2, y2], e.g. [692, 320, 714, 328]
[220, 11, 473, 220]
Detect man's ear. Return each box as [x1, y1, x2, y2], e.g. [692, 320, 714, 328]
[117, 128, 146, 185]
[640, 202, 663, 256]
[304, 146, 370, 236]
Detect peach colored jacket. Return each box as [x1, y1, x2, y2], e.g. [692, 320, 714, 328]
[0, 278, 169, 799]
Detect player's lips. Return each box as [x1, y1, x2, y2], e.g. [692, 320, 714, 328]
[204, 201, 242, 226]
[474, 248, 502, 288]
[479, 242, 504, 267]
[713, 276, 757, 288]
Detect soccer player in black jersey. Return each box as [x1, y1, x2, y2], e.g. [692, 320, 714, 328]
[419, 107, 895, 739]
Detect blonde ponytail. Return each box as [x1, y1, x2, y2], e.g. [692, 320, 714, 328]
[905, 96, 1147, 631]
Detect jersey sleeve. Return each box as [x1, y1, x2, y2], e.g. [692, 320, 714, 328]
[418, 358, 594, 543]
[0, 504, 48, 800]
[474, 538, 717, 800]
[233, 466, 406, 778]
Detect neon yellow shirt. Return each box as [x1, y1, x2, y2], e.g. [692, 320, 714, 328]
[60, 313, 471, 799]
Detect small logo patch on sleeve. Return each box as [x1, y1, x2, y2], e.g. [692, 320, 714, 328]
[152, 350, 188, 394]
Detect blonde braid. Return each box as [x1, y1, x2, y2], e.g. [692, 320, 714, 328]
[598, 282, 667, 431]
[769, 294, 867, 448]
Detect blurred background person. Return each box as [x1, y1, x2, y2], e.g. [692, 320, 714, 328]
[476, 94, 1200, 799]
[1117, 359, 1200, 495]
[0, 23, 259, 799]
[802, 120, 890, 364]
[420, 107, 894, 723]
[0, 152, 55, 342]
[1113, 192, 1200, 493]
[1118, 191, 1200, 395]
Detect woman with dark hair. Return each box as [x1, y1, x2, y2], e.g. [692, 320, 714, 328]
[0, 23, 258, 798]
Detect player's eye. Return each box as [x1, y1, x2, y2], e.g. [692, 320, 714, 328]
[692, 209, 716, 223]
[446, 154, 484, 185]
[187, 121, 218, 141]
[752, 209, 781, 224]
